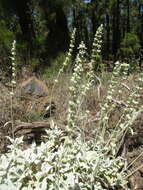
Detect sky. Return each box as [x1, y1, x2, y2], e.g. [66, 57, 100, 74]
[84, 0, 91, 3]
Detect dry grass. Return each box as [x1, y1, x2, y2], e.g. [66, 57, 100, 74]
[41, 72, 142, 139]
[0, 72, 142, 145]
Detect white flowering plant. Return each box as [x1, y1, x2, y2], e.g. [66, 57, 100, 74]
[67, 41, 88, 129]
[10, 40, 17, 138]
[1, 24, 143, 190]
[0, 127, 127, 190]
[55, 28, 76, 83]
[67, 25, 104, 131]
[91, 24, 103, 71]
[99, 61, 143, 155]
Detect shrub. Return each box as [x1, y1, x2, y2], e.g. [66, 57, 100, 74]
[118, 33, 141, 62]
[42, 53, 68, 79]
[0, 128, 127, 190]
[0, 20, 14, 72]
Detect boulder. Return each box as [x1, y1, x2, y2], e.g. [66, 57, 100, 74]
[19, 77, 48, 97]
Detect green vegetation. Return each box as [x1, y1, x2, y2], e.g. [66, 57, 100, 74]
[119, 33, 141, 61]
[0, 0, 143, 73]
[0, 0, 143, 189]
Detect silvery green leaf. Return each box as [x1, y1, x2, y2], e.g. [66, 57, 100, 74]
[85, 151, 97, 162]
[0, 184, 14, 190]
[15, 136, 24, 144]
[67, 173, 75, 186]
[41, 177, 48, 189]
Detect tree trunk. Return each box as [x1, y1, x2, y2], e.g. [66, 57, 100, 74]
[40, 1, 70, 59]
[112, 0, 120, 60]
[127, 0, 130, 32]
[91, 0, 99, 35]
[15, 0, 35, 49]
[73, 8, 84, 44]
[106, 13, 110, 60]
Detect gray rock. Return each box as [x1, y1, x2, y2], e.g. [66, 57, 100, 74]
[19, 77, 48, 97]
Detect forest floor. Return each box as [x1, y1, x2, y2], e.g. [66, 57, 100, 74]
[0, 71, 143, 189]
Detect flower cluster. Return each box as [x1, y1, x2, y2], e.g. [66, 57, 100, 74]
[91, 24, 104, 70]
[67, 41, 87, 129]
[100, 62, 129, 127]
[10, 40, 17, 138]
[10, 40, 17, 96]
[55, 28, 76, 83]
[67, 25, 104, 131]
[63, 28, 76, 68]
[98, 61, 143, 155]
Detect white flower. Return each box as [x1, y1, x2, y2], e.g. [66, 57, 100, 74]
[12, 67, 16, 71]
[11, 80, 16, 85]
[12, 62, 15, 66]
[10, 92, 14, 96]
[107, 95, 112, 100]
[12, 73, 16, 77]
[11, 51, 16, 56]
[104, 116, 108, 120]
